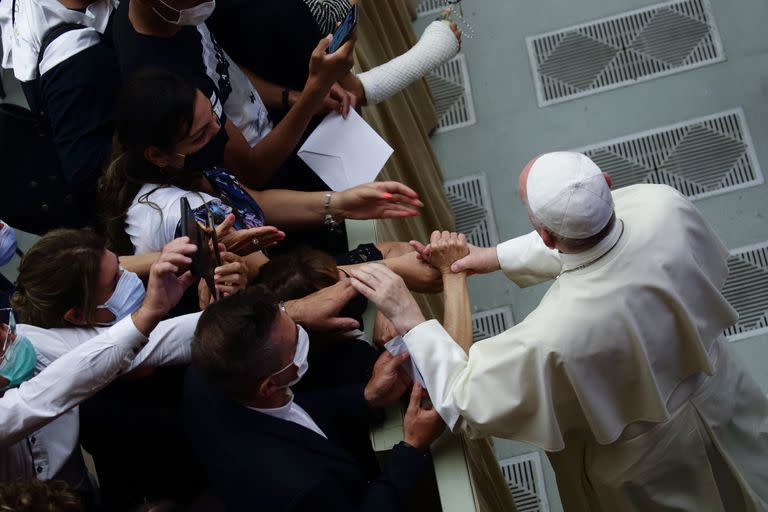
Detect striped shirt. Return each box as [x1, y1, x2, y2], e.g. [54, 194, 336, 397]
[302, 0, 352, 35]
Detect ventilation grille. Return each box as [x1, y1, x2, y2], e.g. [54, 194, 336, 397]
[527, 0, 725, 106]
[499, 452, 550, 512]
[574, 109, 763, 200]
[723, 241, 768, 342]
[415, 0, 446, 17]
[426, 54, 477, 132]
[444, 174, 499, 248]
[472, 307, 514, 342]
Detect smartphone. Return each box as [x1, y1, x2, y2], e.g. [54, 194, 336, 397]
[207, 210, 222, 269]
[179, 197, 202, 277]
[327, 5, 357, 53]
[179, 198, 217, 297]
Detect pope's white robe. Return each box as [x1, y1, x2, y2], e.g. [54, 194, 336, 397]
[404, 184, 768, 511]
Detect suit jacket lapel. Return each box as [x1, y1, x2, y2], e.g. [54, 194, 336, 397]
[230, 401, 358, 466]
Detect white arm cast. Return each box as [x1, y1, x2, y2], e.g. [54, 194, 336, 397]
[356, 21, 460, 105]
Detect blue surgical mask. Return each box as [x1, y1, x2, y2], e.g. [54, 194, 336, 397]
[0, 335, 37, 391]
[0, 222, 17, 267]
[271, 326, 310, 389]
[97, 268, 146, 326]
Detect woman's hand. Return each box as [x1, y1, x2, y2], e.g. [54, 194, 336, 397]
[333, 182, 423, 221]
[418, 231, 469, 275]
[307, 33, 357, 95]
[349, 264, 425, 335]
[214, 251, 249, 297]
[212, 214, 285, 256]
[320, 82, 357, 119]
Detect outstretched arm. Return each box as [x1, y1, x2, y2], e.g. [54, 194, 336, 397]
[425, 231, 473, 353]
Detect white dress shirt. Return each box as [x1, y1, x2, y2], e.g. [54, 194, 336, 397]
[249, 398, 327, 439]
[0, 312, 199, 482]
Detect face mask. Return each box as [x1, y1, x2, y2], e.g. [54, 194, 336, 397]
[177, 120, 229, 172]
[270, 326, 310, 390]
[0, 223, 17, 267]
[153, 0, 215, 25]
[96, 269, 146, 326]
[0, 335, 36, 391]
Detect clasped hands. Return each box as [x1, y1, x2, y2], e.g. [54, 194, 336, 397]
[348, 230, 475, 335]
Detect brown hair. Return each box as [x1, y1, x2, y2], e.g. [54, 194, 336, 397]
[11, 229, 106, 328]
[192, 285, 282, 400]
[255, 248, 339, 301]
[99, 69, 199, 255]
[0, 479, 81, 512]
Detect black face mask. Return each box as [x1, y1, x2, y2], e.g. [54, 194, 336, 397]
[182, 120, 230, 172]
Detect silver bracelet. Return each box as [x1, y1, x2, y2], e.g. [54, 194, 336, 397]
[323, 192, 341, 232]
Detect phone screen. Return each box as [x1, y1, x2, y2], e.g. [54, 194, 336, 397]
[327, 5, 357, 53]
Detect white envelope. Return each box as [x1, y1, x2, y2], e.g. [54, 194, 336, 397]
[384, 336, 426, 388]
[297, 109, 394, 191]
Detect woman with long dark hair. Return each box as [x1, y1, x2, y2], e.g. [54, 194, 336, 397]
[101, 69, 442, 292]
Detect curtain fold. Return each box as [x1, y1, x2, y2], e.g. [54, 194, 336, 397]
[354, 0, 455, 322]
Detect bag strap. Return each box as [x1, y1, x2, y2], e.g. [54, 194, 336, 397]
[36, 22, 87, 78]
[10, 0, 86, 79]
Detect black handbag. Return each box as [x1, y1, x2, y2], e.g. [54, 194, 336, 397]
[0, 13, 93, 234]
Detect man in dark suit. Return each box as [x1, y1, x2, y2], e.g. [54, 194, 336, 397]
[183, 286, 445, 511]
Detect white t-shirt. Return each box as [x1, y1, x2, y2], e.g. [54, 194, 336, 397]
[125, 183, 218, 255]
[0, 0, 116, 80]
[196, 24, 271, 147]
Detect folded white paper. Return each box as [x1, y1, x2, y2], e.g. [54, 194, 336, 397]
[297, 109, 393, 191]
[384, 336, 426, 388]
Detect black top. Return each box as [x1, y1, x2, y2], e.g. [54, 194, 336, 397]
[20, 26, 119, 188]
[112, 0, 218, 99]
[207, 0, 321, 93]
[183, 367, 430, 511]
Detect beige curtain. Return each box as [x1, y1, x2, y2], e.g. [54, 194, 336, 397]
[354, 0, 454, 322]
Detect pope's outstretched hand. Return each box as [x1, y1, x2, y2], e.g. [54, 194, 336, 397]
[349, 264, 425, 335]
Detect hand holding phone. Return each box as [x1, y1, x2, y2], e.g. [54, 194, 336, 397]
[327, 5, 358, 53]
[179, 198, 217, 299]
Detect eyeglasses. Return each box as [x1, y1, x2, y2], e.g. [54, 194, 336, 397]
[1, 308, 16, 363]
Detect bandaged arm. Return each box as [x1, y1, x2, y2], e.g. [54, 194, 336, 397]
[356, 20, 460, 105]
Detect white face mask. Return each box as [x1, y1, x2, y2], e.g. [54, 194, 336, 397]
[270, 326, 310, 390]
[153, 0, 215, 26]
[96, 269, 146, 326]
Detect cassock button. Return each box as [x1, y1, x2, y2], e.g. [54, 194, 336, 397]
[36, 466, 43, 473]
[30, 437, 36, 444]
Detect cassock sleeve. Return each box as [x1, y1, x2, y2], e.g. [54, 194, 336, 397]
[404, 319, 566, 451]
[496, 231, 563, 287]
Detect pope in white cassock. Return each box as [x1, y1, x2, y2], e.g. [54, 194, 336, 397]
[349, 152, 768, 512]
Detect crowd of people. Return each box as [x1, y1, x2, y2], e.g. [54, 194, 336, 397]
[1, 0, 767, 511]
